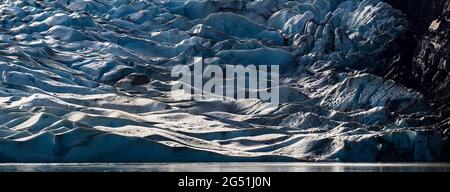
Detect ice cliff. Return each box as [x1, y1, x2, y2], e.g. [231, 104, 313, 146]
[0, 0, 447, 162]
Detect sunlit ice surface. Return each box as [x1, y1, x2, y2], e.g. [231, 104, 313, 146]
[0, 0, 447, 163]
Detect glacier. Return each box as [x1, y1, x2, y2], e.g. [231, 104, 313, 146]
[0, 0, 447, 162]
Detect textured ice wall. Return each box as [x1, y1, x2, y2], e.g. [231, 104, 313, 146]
[0, 0, 445, 162]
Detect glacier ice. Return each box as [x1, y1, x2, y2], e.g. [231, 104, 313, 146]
[0, 0, 446, 162]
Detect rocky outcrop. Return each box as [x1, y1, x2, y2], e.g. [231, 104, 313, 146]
[383, 0, 450, 115]
[381, 0, 450, 159]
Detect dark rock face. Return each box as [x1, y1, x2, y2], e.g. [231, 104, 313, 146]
[413, 3, 450, 117]
[382, 0, 450, 159]
[384, 0, 450, 116]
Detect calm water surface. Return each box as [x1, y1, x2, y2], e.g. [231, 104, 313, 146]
[1, 163, 449, 172]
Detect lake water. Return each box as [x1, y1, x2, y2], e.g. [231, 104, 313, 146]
[1, 163, 449, 172]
